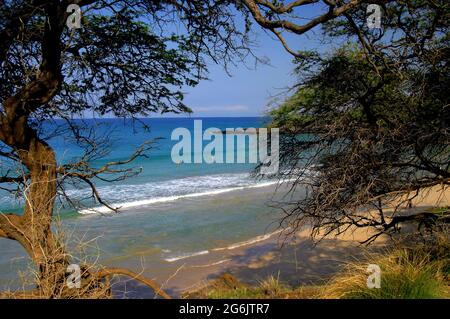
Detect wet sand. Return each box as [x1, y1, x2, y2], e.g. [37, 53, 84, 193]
[0, 182, 447, 298]
[112, 226, 388, 298]
[112, 184, 449, 298]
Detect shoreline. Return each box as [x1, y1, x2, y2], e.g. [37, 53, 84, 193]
[0, 180, 447, 297]
[112, 226, 386, 298]
[112, 184, 449, 298]
[78, 179, 283, 215]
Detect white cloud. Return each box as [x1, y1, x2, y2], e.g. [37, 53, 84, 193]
[192, 104, 250, 114]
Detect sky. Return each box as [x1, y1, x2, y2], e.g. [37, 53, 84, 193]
[75, 3, 342, 118]
[182, 29, 321, 118]
[79, 3, 339, 118]
[174, 4, 336, 118]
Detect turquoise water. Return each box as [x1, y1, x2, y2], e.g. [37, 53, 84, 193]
[0, 117, 290, 290]
[1, 117, 269, 212]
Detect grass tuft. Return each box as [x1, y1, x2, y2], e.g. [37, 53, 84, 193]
[321, 234, 449, 299]
[188, 232, 449, 299]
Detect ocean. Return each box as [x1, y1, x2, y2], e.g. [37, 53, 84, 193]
[0, 117, 292, 291]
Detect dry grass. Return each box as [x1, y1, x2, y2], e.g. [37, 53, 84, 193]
[0, 218, 169, 299]
[0, 219, 111, 299]
[185, 273, 323, 299]
[188, 231, 449, 299]
[321, 233, 450, 299]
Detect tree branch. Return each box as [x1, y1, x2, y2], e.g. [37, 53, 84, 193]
[95, 267, 172, 299]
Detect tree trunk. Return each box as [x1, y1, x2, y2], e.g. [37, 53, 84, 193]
[0, 2, 68, 293]
[20, 135, 69, 295]
[0, 115, 70, 295]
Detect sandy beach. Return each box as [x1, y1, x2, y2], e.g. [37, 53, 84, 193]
[0, 181, 447, 298]
[111, 184, 449, 298]
[110, 227, 387, 298]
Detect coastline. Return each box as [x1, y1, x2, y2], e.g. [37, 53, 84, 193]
[0, 179, 447, 297]
[111, 226, 385, 298]
[111, 184, 449, 298]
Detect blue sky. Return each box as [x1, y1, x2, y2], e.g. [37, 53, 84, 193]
[82, 3, 341, 119]
[183, 29, 319, 117]
[78, 3, 343, 118]
[177, 3, 338, 118]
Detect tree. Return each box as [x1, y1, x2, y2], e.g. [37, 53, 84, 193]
[0, 0, 259, 298]
[267, 0, 450, 243]
[0, 0, 424, 298]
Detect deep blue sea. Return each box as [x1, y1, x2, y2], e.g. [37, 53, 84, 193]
[0, 117, 292, 291]
[1, 117, 271, 213]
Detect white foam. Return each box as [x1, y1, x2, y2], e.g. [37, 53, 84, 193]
[212, 228, 284, 251]
[164, 229, 285, 263]
[78, 180, 281, 215]
[72, 173, 250, 202]
[164, 250, 209, 262]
